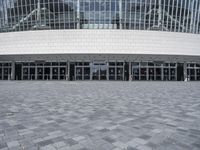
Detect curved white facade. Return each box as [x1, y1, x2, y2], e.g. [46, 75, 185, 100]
[0, 30, 200, 56]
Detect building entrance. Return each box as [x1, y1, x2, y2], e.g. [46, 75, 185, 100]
[91, 62, 107, 80]
[74, 62, 124, 81]
[9, 61, 200, 81]
[44, 67, 51, 80]
[20, 62, 68, 80]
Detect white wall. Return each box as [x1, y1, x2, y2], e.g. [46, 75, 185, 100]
[0, 30, 199, 56]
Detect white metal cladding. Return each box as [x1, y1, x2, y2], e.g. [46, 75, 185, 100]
[0, 0, 200, 34]
[0, 29, 199, 56]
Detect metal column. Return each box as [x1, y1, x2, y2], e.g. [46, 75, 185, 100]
[183, 62, 187, 81]
[58, 66, 60, 80]
[195, 64, 197, 81]
[119, 0, 122, 29]
[106, 62, 109, 81]
[11, 61, 15, 80]
[67, 61, 70, 81]
[35, 66, 37, 80]
[90, 62, 92, 81]
[129, 61, 131, 81]
[175, 63, 177, 81]
[50, 67, 52, 80]
[77, 0, 80, 29]
[139, 63, 141, 80]
[146, 66, 149, 81]
[161, 64, 164, 81]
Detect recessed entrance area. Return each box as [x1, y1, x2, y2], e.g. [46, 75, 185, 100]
[131, 62, 177, 81]
[20, 62, 68, 80]
[74, 62, 125, 81]
[0, 63, 11, 80]
[91, 62, 107, 80]
[1, 60, 200, 81]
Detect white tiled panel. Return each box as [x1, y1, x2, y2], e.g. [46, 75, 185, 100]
[0, 30, 199, 56]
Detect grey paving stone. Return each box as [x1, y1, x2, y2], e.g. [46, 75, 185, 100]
[0, 81, 200, 150]
[65, 138, 78, 146]
[0, 143, 7, 149]
[7, 141, 20, 148]
[37, 140, 53, 147]
[102, 136, 116, 143]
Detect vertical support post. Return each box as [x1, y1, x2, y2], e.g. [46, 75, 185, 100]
[58, 66, 60, 80]
[2, 65, 4, 80]
[35, 66, 38, 80]
[154, 66, 156, 81]
[190, 0, 194, 33]
[169, 65, 171, 81]
[129, 61, 131, 81]
[90, 62, 92, 81]
[195, 63, 197, 81]
[74, 66, 76, 81]
[66, 61, 70, 81]
[119, 0, 122, 29]
[37, 0, 41, 27]
[175, 63, 177, 81]
[106, 61, 109, 81]
[98, 65, 100, 81]
[1, 65, 3, 80]
[183, 62, 187, 81]
[11, 61, 15, 80]
[21, 65, 23, 80]
[161, 64, 164, 81]
[50, 67, 52, 80]
[139, 62, 141, 80]
[82, 66, 84, 80]
[115, 61, 117, 80]
[158, 0, 162, 28]
[42, 66, 44, 80]
[146, 64, 149, 81]
[77, 0, 80, 29]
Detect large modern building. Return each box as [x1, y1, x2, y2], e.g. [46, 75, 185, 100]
[0, 0, 200, 81]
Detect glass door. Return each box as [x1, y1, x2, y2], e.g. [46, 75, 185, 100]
[60, 67, 66, 80]
[84, 67, 90, 80]
[44, 68, 50, 80]
[30, 68, 35, 80]
[91, 65, 99, 80]
[22, 68, 28, 80]
[75, 67, 83, 80]
[116, 67, 123, 80]
[52, 68, 58, 80]
[100, 64, 107, 80]
[37, 68, 43, 80]
[92, 63, 107, 80]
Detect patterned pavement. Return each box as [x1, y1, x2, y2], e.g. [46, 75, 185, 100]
[0, 81, 200, 150]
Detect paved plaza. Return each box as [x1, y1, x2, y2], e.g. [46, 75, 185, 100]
[0, 81, 200, 150]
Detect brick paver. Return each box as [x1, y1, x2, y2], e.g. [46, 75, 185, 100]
[0, 81, 200, 150]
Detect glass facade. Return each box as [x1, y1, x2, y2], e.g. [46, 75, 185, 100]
[0, 62, 12, 80]
[21, 61, 68, 80]
[1, 61, 200, 81]
[0, 0, 199, 34]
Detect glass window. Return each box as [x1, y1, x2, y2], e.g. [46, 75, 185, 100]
[0, 0, 199, 33]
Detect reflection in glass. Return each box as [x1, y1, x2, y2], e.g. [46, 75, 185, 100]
[140, 68, 146, 80]
[37, 67, 43, 80]
[60, 67, 66, 80]
[84, 67, 90, 80]
[52, 67, 58, 79]
[109, 67, 115, 80]
[44, 68, 50, 80]
[117, 67, 123, 80]
[149, 68, 154, 80]
[76, 67, 82, 80]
